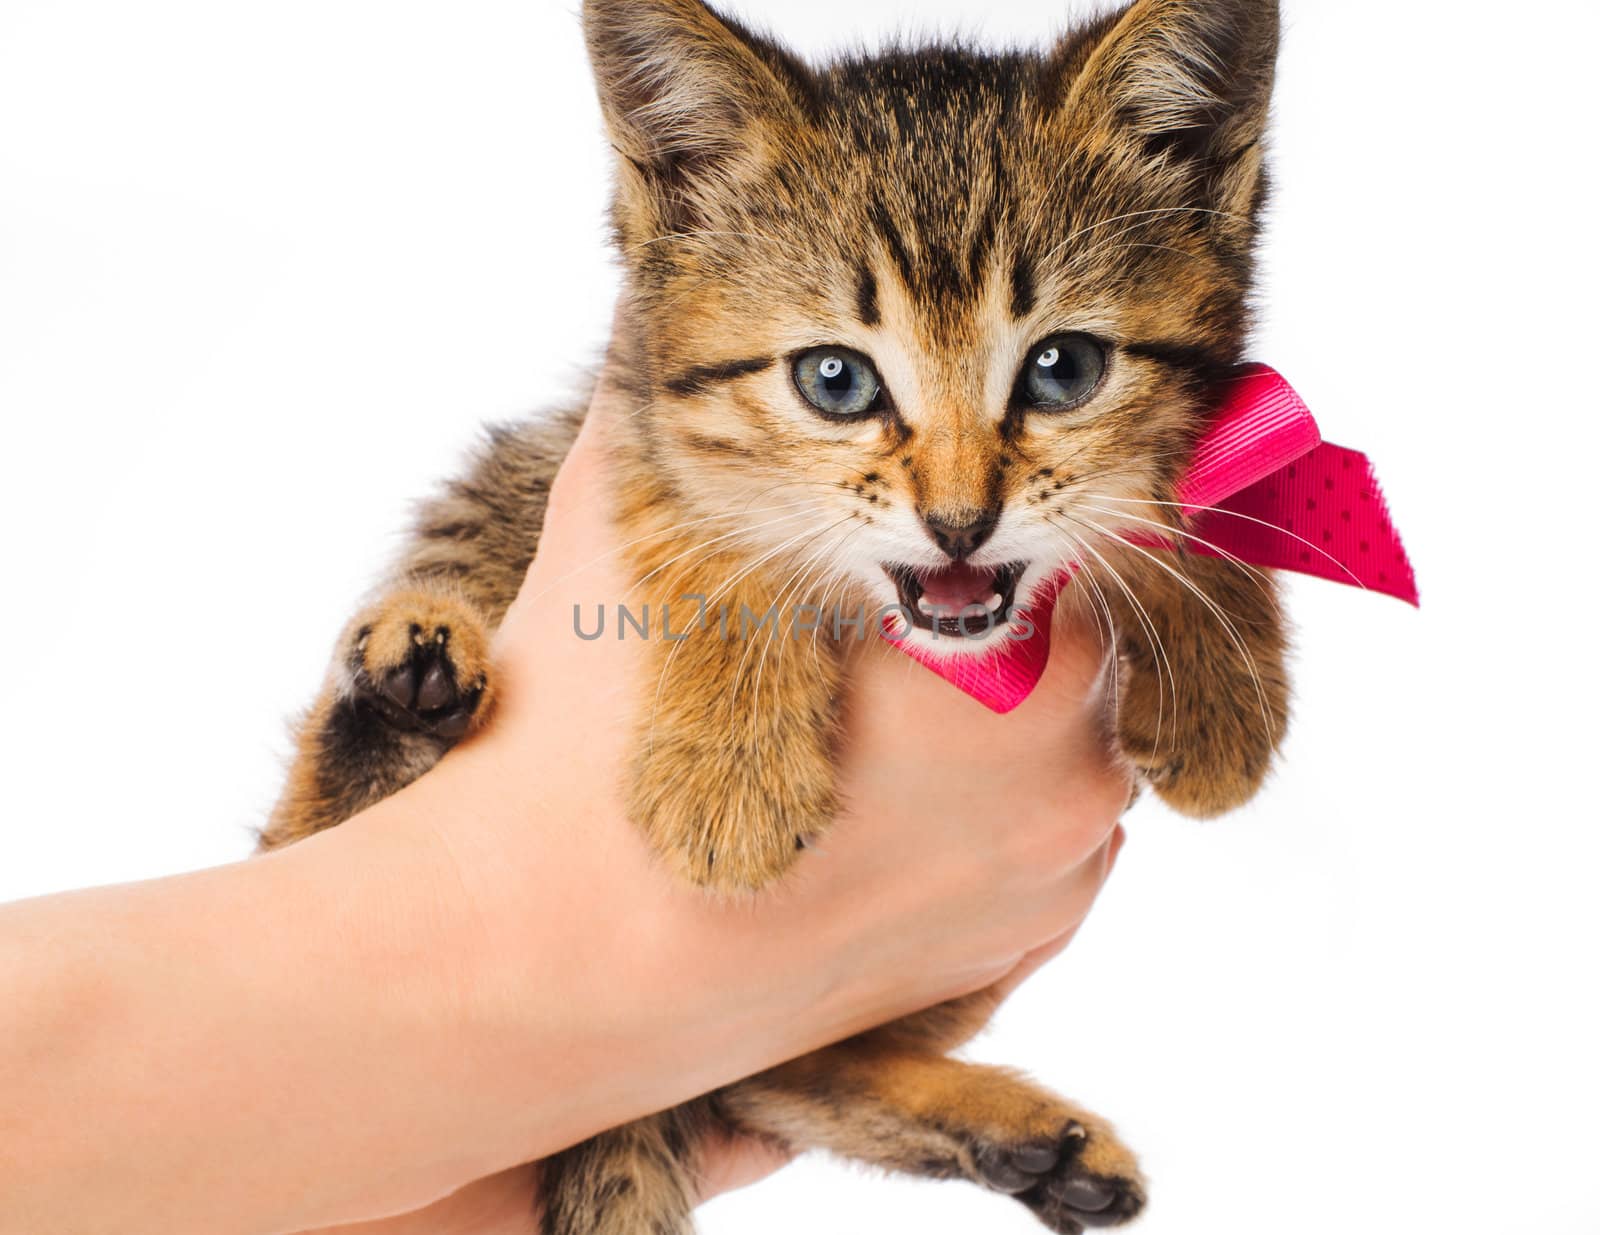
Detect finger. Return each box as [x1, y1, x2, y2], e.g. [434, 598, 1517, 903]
[988, 929, 1081, 1006]
[690, 1127, 795, 1205]
[498, 376, 634, 635]
[540, 367, 631, 529]
[519, 393, 617, 575]
[990, 823, 1127, 1005]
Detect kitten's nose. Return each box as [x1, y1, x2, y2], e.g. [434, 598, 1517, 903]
[921, 510, 998, 561]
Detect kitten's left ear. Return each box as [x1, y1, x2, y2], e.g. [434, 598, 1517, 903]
[1048, 0, 1280, 218]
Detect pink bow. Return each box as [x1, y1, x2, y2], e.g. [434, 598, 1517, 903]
[894, 365, 1419, 713]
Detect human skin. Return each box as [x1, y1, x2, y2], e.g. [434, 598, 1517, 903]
[305, 906, 1122, 1235]
[0, 391, 1131, 1235]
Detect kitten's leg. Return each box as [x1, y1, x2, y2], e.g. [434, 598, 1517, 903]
[260, 412, 578, 849]
[721, 1021, 1145, 1235]
[539, 1105, 714, 1235]
[1108, 552, 1290, 817]
[260, 581, 495, 849]
[625, 565, 848, 894]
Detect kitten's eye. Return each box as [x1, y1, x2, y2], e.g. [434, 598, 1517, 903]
[1020, 333, 1108, 411]
[793, 348, 883, 418]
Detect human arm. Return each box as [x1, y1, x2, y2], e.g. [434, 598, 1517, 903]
[0, 403, 1131, 1235]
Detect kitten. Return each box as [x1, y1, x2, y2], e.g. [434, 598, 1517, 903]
[263, 0, 1290, 1231]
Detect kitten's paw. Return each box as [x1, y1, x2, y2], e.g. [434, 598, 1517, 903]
[649, 782, 817, 895]
[972, 1119, 1146, 1234]
[1115, 641, 1284, 819]
[347, 590, 492, 742]
[631, 741, 834, 895]
[1118, 724, 1271, 818]
[671, 814, 808, 895]
[1110, 559, 1290, 819]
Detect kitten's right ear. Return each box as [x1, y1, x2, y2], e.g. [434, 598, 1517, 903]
[583, 0, 811, 207]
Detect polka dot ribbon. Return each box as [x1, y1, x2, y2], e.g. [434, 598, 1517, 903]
[895, 364, 1419, 714]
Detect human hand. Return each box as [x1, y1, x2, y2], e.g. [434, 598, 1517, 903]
[304, 370, 1133, 1227]
[0, 375, 1129, 1235]
[308, 874, 1124, 1235]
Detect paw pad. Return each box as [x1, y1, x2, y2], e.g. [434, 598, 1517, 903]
[350, 604, 490, 741]
[972, 1121, 1145, 1235]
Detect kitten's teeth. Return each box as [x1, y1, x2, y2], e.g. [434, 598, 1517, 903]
[985, 593, 1004, 613]
[918, 597, 938, 617]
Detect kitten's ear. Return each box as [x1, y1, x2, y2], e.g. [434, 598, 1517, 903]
[583, 0, 811, 204]
[1048, 0, 1279, 216]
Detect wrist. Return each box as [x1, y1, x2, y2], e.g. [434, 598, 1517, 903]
[371, 737, 751, 1133]
[377, 732, 846, 1157]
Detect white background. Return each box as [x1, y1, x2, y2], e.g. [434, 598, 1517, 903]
[2, 2, 1597, 1233]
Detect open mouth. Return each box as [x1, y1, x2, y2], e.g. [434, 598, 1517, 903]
[884, 561, 1028, 639]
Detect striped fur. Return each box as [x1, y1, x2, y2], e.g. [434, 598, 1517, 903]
[262, 2, 1291, 1231]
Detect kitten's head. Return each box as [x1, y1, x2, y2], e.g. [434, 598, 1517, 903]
[585, 0, 1279, 654]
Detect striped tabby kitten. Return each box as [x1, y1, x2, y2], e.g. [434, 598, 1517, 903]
[264, 0, 1289, 1231]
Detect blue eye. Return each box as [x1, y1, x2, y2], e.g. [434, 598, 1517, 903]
[793, 348, 883, 418]
[1021, 333, 1108, 410]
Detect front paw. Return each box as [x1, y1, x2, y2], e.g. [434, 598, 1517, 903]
[1116, 641, 1288, 819]
[629, 736, 836, 894]
[1118, 708, 1279, 818]
[346, 589, 492, 742]
[973, 1118, 1147, 1234]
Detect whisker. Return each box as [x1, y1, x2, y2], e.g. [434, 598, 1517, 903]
[1061, 540, 1124, 721]
[628, 504, 818, 595]
[806, 550, 863, 669]
[1030, 451, 1196, 488]
[523, 497, 816, 604]
[702, 514, 856, 615]
[718, 518, 856, 729]
[1085, 494, 1369, 592]
[1039, 205, 1250, 269]
[624, 229, 773, 255]
[754, 532, 856, 721]
[646, 517, 851, 750]
[1076, 501, 1283, 614]
[1070, 512, 1274, 740]
[1046, 518, 1176, 757]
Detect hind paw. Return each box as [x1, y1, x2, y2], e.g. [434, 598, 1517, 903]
[973, 1118, 1146, 1233]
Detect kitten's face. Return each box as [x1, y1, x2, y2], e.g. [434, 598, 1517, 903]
[587, 0, 1278, 654]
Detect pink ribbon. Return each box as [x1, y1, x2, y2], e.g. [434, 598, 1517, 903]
[895, 365, 1418, 713]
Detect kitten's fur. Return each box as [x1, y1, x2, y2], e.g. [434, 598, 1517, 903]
[262, 1, 1290, 1231]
